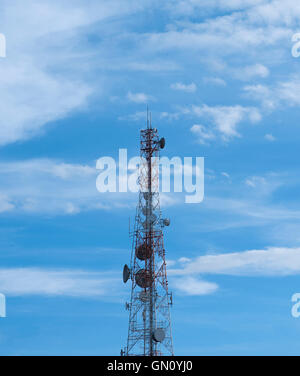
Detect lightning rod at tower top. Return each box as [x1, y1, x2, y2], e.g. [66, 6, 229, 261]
[122, 111, 174, 356]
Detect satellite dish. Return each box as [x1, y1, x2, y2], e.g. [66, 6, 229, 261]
[136, 243, 152, 260]
[153, 328, 165, 343]
[159, 138, 166, 149]
[123, 264, 130, 283]
[135, 269, 152, 288]
[163, 218, 170, 227]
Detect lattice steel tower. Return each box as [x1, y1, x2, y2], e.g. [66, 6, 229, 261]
[122, 115, 174, 356]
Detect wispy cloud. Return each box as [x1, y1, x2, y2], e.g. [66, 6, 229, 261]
[127, 91, 155, 103]
[166, 0, 267, 16]
[138, 1, 292, 58]
[203, 77, 227, 86]
[0, 0, 148, 146]
[0, 267, 120, 297]
[191, 124, 216, 144]
[234, 64, 269, 80]
[244, 75, 300, 110]
[191, 104, 261, 140]
[118, 111, 147, 122]
[170, 82, 197, 93]
[221, 172, 230, 179]
[170, 247, 300, 277]
[172, 276, 218, 296]
[167, 246, 300, 295]
[186, 170, 300, 238]
[204, 172, 300, 223]
[0, 266, 218, 298]
[0, 159, 137, 215]
[265, 133, 276, 142]
[0, 194, 14, 213]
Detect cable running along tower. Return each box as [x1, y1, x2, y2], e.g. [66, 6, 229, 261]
[122, 114, 174, 356]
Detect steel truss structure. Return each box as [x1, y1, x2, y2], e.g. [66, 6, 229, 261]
[122, 119, 174, 356]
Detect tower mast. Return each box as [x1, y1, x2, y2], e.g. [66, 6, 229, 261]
[122, 114, 173, 356]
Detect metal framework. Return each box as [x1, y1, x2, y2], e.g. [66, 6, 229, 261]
[122, 116, 174, 356]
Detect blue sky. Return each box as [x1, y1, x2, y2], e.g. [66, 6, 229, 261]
[1, 0, 300, 355]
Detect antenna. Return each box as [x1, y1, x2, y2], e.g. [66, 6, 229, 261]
[147, 105, 149, 129]
[122, 116, 174, 356]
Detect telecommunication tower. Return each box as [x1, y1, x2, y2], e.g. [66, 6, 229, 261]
[122, 114, 174, 356]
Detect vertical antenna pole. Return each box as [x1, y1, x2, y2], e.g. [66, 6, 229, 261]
[124, 111, 174, 356]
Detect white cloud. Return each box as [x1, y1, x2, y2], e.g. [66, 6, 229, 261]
[160, 111, 182, 121]
[0, 0, 148, 146]
[170, 104, 261, 141]
[192, 105, 261, 140]
[221, 172, 230, 179]
[118, 111, 147, 122]
[245, 76, 300, 110]
[65, 202, 81, 215]
[172, 276, 218, 296]
[0, 158, 135, 215]
[170, 247, 300, 277]
[0, 158, 185, 215]
[235, 64, 270, 80]
[124, 60, 181, 72]
[203, 77, 227, 86]
[246, 0, 300, 25]
[206, 195, 300, 223]
[0, 0, 294, 149]
[139, 1, 291, 58]
[170, 82, 197, 93]
[244, 84, 275, 109]
[265, 133, 276, 141]
[245, 176, 267, 188]
[0, 264, 219, 298]
[277, 78, 300, 106]
[166, 0, 267, 16]
[191, 124, 216, 144]
[127, 91, 155, 103]
[0, 194, 14, 213]
[0, 267, 119, 297]
[160, 193, 180, 208]
[0, 159, 96, 179]
[0, 61, 92, 146]
[196, 171, 300, 235]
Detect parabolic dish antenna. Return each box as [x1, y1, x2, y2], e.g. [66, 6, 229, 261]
[163, 218, 170, 227]
[153, 328, 165, 343]
[123, 264, 130, 283]
[159, 137, 166, 149]
[136, 243, 152, 260]
[135, 269, 152, 288]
